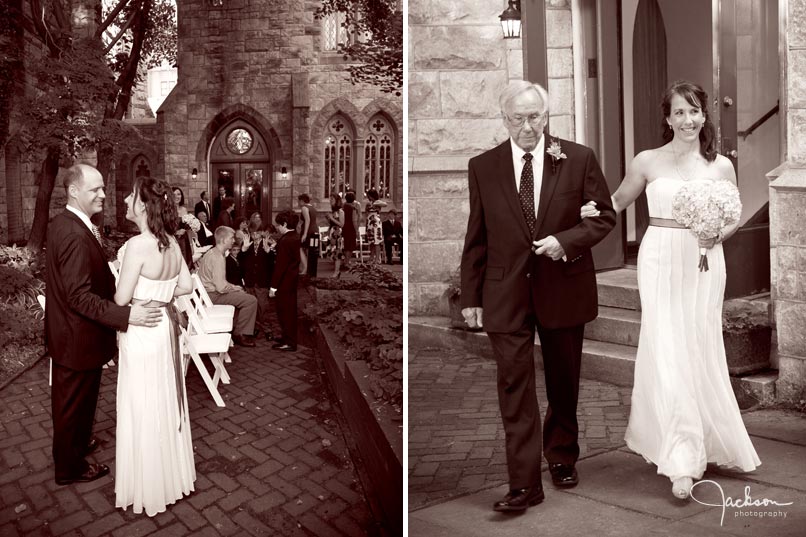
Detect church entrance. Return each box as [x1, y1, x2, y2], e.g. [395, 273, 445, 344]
[209, 119, 271, 221]
[572, 0, 778, 297]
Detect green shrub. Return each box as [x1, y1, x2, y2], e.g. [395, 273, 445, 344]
[0, 302, 44, 348]
[0, 244, 44, 278]
[305, 288, 403, 411]
[0, 265, 45, 316]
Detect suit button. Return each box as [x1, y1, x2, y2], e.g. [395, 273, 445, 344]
[526, 273, 531, 278]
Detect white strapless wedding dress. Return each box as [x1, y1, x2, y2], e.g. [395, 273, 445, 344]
[624, 177, 760, 481]
[115, 254, 195, 516]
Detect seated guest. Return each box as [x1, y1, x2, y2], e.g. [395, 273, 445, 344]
[196, 226, 258, 347]
[269, 211, 301, 352]
[382, 210, 403, 264]
[196, 211, 215, 247]
[226, 237, 244, 287]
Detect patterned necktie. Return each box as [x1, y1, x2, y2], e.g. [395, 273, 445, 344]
[519, 153, 536, 235]
[91, 224, 103, 245]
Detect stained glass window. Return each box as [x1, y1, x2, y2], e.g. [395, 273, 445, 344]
[324, 116, 352, 197]
[364, 116, 394, 199]
[226, 128, 253, 155]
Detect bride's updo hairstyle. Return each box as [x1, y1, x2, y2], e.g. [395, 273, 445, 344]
[134, 176, 179, 252]
[661, 80, 718, 163]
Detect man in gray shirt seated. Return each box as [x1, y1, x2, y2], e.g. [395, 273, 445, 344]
[196, 226, 258, 347]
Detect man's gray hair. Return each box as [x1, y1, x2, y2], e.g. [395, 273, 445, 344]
[499, 80, 549, 115]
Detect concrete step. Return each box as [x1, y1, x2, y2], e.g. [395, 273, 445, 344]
[409, 317, 637, 387]
[731, 370, 778, 410]
[586, 306, 641, 347]
[597, 268, 640, 311]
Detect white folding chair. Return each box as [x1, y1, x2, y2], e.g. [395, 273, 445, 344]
[176, 293, 233, 334]
[179, 324, 230, 408]
[191, 274, 235, 318]
[358, 226, 370, 262]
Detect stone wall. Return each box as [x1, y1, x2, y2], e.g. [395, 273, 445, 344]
[408, 0, 574, 315]
[157, 0, 402, 225]
[769, 0, 806, 402]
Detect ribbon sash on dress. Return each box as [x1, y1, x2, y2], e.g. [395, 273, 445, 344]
[165, 304, 186, 432]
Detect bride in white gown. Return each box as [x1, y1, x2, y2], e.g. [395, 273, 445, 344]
[584, 80, 760, 499]
[113, 176, 196, 516]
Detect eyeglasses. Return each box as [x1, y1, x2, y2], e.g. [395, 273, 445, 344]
[505, 112, 547, 127]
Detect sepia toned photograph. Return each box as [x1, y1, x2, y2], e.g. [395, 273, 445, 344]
[0, 0, 402, 535]
[408, 0, 805, 535]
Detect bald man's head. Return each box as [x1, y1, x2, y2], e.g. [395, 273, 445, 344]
[64, 164, 106, 217]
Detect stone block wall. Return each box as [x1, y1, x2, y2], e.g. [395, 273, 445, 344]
[769, 0, 806, 402]
[408, 0, 575, 314]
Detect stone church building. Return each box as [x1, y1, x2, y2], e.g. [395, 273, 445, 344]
[0, 0, 402, 239]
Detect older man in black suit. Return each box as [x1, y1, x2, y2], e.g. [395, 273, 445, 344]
[461, 81, 616, 512]
[45, 164, 161, 486]
[194, 190, 211, 220]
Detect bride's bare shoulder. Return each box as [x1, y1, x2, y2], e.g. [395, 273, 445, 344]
[712, 154, 737, 184]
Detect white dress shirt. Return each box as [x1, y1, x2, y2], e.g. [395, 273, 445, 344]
[66, 205, 95, 233]
[511, 135, 545, 220]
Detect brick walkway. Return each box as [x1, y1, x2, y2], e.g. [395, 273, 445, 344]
[408, 343, 633, 510]
[0, 328, 380, 535]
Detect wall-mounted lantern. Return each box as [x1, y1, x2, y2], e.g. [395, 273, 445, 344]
[500, 0, 522, 39]
[191, 168, 198, 180]
[281, 166, 288, 179]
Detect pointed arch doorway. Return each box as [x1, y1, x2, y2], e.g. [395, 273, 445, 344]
[209, 119, 272, 220]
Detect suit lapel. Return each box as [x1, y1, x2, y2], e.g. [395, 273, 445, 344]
[64, 209, 107, 259]
[534, 135, 561, 236]
[494, 141, 532, 241]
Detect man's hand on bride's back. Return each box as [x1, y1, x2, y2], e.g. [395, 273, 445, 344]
[580, 200, 599, 219]
[129, 305, 163, 327]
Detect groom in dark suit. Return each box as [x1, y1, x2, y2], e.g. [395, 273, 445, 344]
[45, 164, 161, 485]
[460, 81, 616, 512]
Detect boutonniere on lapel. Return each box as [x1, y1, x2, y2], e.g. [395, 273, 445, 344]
[546, 138, 567, 173]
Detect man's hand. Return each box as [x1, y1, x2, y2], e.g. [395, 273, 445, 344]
[532, 236, 566, 261]
[580, 200, 600, 219]
[461, 307, 483, 329]
[269, 288, 277, 298]
[129, 305, 163, 327]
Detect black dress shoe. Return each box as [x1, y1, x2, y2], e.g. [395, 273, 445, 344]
[271, 343, 297, 351]
[493, 486, 545, 512]
[85, 437, 100, 456]
[233, 335, 256, 347]
[549, 463, 579, 487]
[56, 463, 110, 486]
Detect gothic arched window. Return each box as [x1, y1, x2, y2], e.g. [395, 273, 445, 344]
[322, 11, 350, 51]
[324, 116, 353, 197]
[365, 116, 394, 199]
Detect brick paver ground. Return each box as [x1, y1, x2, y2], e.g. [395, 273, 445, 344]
[408, 342, 633, 510]
[0, 278, 382, 536]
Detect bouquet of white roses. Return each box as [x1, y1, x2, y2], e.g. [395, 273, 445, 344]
[671, 180, 742, 271]
[181, 213, 201, 233]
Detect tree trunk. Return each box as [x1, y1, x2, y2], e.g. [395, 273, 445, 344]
[26, 149, 60, 253]
[4, 142, 25, 244]
[0, 0, 24, 153]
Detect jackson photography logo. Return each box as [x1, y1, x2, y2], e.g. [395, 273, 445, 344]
[690, 479, 794, 526]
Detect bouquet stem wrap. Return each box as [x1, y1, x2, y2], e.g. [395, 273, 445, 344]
[670, 180, 742, 272]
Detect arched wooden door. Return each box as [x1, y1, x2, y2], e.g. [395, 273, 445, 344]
[209, 120, 271, 221]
